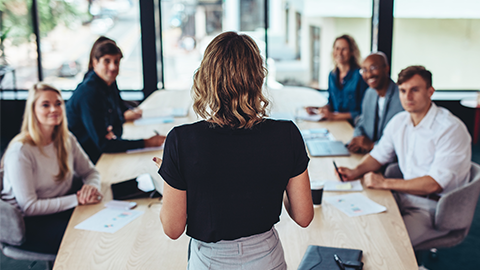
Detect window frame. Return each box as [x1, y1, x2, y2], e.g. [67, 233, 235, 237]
[1, 0, 476, 100]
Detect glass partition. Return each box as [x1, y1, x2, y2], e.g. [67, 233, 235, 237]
[37, 0, 143, 91]
[267, 0, 372, 89]
[160, 0, 265, 90]
[392, 0, 480, 90]
[1, 0, 37, 90]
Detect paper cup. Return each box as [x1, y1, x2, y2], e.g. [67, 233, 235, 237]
[310, 181, 325, 205]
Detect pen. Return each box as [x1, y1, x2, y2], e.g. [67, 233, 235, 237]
[154, 130, 160, 136]
[333, 161, 344, 182]
[333, 254, 345, 270]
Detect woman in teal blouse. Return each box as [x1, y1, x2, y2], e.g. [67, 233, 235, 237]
[307, 35, 368, 123]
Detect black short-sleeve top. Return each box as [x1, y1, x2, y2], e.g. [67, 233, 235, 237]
[159, 119, 309, 243]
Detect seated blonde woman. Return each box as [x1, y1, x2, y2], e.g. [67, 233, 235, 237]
[153, 31, 314, 270]
[1, 83, 102, 254]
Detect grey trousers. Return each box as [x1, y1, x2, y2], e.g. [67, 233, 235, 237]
[385, 163, 450, 247]
[393, 192, 450, 248]
[187, 227, 287, 270]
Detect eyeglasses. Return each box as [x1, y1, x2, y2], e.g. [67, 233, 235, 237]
[359, 65, 382, 75]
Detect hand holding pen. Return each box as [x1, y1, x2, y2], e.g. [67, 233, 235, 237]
[333, 161, 358, 182]
[144, 130, 166, 147]
[333, 161, 344, 182]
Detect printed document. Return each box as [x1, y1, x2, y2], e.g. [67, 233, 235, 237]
[75, 208, 143, 233]
[324, 193, 386, 217]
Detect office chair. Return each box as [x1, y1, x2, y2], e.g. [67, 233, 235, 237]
[0, 169, 56, 270]
[415, 162, 480, 251]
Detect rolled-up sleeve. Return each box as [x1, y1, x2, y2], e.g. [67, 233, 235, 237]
[427, 125, 472, 193]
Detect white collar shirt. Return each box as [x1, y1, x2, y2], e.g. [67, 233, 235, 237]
[370, 103, 472, 195]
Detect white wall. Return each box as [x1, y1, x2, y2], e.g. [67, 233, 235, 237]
[392, 18, 480, 90]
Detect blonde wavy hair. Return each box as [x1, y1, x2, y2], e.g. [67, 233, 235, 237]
[332, 34, 361, 69]
[5, 83, 71, 181]
[192, 31, 269, 129]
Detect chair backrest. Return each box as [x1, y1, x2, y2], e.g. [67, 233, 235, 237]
[434, 162, 480, 231]
[0, 168, 26, 246]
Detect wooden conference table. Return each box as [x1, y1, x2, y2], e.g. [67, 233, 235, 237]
[53, 87, 417, 270]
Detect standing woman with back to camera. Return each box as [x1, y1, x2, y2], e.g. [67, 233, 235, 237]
[153, 31, 314, 269]
[1, 83, 102, 254]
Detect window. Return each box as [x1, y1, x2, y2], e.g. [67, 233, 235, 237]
[267, 0, 372, 89]
[160, 0, 265, 90]
[240, 0, 264, 31]
[1, 0, 37, 90]
[1, 0, 143, 92]
[39, 0, 143, 91]
[392, 0, 480, 90]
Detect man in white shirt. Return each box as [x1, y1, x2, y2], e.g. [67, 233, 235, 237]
[337, 65, 472, 247]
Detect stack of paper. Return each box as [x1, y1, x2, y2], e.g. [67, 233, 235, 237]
[133, 117, 174, 125]
[134, 107, 189, 126]
[301, 128, 336, 141]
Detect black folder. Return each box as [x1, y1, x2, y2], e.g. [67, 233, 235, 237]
[298, 245, 363, 270]
[111, 177, 162, 200]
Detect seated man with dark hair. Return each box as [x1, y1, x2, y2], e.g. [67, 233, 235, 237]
[67, 38, 165, 164]
[337, 65, 472, 247]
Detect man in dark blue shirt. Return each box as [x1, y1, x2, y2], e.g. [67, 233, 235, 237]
[66, 40, 165, 163]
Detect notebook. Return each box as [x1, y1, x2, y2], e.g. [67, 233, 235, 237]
[111, 174, 162, 200]
[306, 140, 350, 157]
[298, 245, 363, 270]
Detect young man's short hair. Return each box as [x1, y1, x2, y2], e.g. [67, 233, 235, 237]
[397, 65, 432, 88]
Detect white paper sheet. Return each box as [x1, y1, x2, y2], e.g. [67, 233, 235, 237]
[104, 200, 137, 210]
[295, 109, 324, 122]
[74, 208, 143, 233]
[141, 107, 188, 118]
[301, 129, 336, 141]
[136, 173, 155, 192]
[170, 107, 189, 117]
[134, 116, 174, 125]
[324, 193, 387, 217]
[324, 180, 363, 192]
